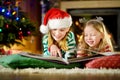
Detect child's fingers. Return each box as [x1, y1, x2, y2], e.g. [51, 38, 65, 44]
[50, 50, 57, 56]
[57, 50, 62, 57]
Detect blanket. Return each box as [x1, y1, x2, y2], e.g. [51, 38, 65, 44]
[0, 54, 81, 69]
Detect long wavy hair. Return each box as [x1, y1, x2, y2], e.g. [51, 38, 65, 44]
[47, 31, 70, 51]
[79, 19, 114, 52]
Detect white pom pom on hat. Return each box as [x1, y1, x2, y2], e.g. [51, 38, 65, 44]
[40, 8, 72, 34]
[39, 24, 49, 34]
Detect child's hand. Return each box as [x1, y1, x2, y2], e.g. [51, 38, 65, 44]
[77, 50, 88, 57]
[49, 44, 62, 57]
[100, 45, 111, 52]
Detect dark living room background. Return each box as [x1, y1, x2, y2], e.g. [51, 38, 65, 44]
[1, 0, 120, 54]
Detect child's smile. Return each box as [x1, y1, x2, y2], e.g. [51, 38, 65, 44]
[84, 25, 103, 48]
[51, 28, 69, 42]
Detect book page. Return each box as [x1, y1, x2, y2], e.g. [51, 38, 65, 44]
[76, 48, 120, 56]
[67, 54, 103, 63]
[99, 52, 120, 56]
[19, 52, 69, 64]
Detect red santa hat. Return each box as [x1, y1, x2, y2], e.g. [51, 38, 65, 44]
[40, 8, 72, 34]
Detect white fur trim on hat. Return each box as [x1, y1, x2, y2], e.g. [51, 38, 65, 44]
[48, 16, 72, 29]
[40, 24, 49, 34]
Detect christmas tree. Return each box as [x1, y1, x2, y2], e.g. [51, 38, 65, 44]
[0, 0, 36, 48]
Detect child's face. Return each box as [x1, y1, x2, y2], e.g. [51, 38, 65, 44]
[84, 25, 103, 48]
[50, 28, 69, 42]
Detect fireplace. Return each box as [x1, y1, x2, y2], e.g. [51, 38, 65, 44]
[67, 8, 120, 51]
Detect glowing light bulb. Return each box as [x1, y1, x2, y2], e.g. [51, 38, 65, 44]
[2, 9, 5, 12]
[16, 17, 19, 20]
[0, 28, 2, 32]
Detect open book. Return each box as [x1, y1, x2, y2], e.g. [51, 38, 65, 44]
[19, 51, 120, 65]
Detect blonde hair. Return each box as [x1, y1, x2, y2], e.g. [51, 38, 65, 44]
[79, 19, 114, 52]
[47, 32, 69, 51]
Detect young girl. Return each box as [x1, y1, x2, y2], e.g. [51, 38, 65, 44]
[77, 18, 114, 57]
[40, 8, 76, 58]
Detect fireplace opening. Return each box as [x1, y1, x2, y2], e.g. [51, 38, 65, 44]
[68, 8, 120, 51]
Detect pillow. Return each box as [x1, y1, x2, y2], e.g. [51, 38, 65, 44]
[0, 54, 81, 69]
[85, 54, 120, 69]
